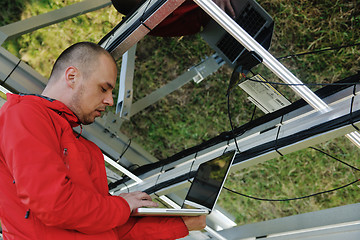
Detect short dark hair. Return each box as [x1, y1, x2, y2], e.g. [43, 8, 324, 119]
[49, 42, 114, 81]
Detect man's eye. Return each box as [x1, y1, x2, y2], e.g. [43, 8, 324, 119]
[101, 87, 107, 93]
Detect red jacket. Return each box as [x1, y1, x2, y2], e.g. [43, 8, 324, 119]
[0, 94, 188, 240]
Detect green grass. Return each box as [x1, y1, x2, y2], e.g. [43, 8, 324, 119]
[1, 0, 120, 78]
[1, 0, 360, 227]
[219, 137, 360, 224]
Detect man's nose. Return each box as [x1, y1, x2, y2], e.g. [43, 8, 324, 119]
[104, 92, 114, 106]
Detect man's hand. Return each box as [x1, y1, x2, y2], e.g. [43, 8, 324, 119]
[182, 215, 207, 231]
[212, 0, 236, 18]
[119, 191, 158, 211]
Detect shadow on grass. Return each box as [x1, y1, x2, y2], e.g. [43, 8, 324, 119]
[0, 0, 30, 56]
[0, 0, 30, 26]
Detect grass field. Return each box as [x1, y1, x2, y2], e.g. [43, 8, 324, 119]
[1, 0, 360, 227]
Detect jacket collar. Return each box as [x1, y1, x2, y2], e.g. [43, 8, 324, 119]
[8, 93, 81, 127]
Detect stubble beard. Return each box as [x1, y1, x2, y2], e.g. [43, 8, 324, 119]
[71, 83, 95, 125]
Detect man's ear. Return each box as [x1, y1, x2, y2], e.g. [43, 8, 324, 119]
[64, 66, 78, 88]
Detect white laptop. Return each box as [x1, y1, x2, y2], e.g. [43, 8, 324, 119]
[132, 150, 236, 216]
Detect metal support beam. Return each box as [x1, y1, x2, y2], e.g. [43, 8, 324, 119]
[217, 203, 360, 240]
[116, 45, 136, 120]
[0, 0, 112, 45]
[130, 54, 224, 116]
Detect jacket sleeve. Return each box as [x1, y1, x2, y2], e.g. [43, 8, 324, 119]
[117, 216, 189, 239]
[0, 101, 131, 234]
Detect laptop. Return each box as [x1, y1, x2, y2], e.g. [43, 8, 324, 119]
[132, 150, 236, 216]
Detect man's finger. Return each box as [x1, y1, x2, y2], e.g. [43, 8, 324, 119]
[140, 199, 159, 208]
[118, 191, 159, 210]
[225, 0, 235, 18]
[212, 0, 235, 18]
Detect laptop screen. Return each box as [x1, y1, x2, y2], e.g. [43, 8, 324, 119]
[183, 150, 236, 210]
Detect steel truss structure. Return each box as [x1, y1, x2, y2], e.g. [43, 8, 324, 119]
[1, 0, 360, 239]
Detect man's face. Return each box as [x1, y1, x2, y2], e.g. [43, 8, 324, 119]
[71, 54, 117, 125]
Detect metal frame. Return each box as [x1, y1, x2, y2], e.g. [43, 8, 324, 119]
[116, 44, 137, 120]
[0, 0, 112, 44]
[213, 203, 360, 240]
[1, 0, 359, 239]
[99, 0, 186, 59]
[130, 53, 224, 117]
[111, 84, 360, 195]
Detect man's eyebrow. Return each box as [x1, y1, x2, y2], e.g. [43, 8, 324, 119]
[107, 82, 115, 89]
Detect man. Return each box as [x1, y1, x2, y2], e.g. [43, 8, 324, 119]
[0, 42, 206, 239]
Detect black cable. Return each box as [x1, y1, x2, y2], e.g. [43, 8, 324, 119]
[274, 115, 284, 157]
[108, 129, 135, 189]
[225, 74, 360, 201]
[277, 42, 360, 60]
[349, 84, 360, 131]
[1, 59, 21, 86]
[249, 105, 257, 122]
[117, 139, 132, 162]
[140, 0, 152, 20]
[153, 164, 164, 194]
[223, 145, 360, 202]
[226, 72, 266, 153]
[187, 158, 196, 183]
[226, 67, 245, 153]
[310, 147, 360, 172]
[139, 0, 152, 31]
[122, 181, 130, 193]
[223, 179, 360, 202]
[227, 93, 241, 153]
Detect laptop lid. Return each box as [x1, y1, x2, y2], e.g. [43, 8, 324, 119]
[182, 150, 236, 212]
